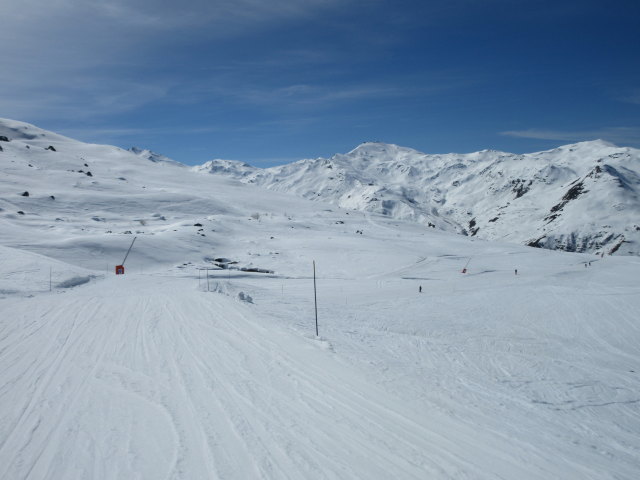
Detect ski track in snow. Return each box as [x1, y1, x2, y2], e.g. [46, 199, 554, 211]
[0, 276, 514, 479]
[2, 263, 638, 479]
[0, 278, 469, 479]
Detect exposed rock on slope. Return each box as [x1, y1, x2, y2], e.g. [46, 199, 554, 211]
[2, 117, 637, 256]
[194, 141, 640, 256]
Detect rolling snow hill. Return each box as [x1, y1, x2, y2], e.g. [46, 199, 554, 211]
[1, 118, 640, 479]
[194, 141, 640, 256]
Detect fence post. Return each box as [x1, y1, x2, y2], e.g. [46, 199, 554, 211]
[313, 261, 318, 337]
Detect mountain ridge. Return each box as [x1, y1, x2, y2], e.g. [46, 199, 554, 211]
[194, 140, 640, 256]
[1, 118, 637, 256]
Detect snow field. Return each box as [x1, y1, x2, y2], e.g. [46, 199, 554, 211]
[1, 118, 639, 478]
[2, 244, 638, 479]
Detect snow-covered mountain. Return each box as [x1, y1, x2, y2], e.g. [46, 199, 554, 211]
[194, 141, 640, 256]
[128, 146, 183, 165]
[0, 117, 326, 272]
[2, 118, 640, 479]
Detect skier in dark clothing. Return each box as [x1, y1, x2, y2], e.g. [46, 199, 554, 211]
[419, 285, 422, 293]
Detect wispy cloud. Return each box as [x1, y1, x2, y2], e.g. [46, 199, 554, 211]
[231, 84, 404, 108]
[0, 0, 483, 127]
[606, 86, 640, 106]
[500, 127, 640, 146]
[170, 68, 479, 112]
[0, 73, 172, 121]
[59, 120, 316, 146]
[0, 0, 356, 122]
[2, 0, 350, 39]
[624, 91, 640, 105]
[60, 123, 233, 142]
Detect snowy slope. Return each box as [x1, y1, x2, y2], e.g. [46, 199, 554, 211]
[1, 119, 640, 479]
[0, 118, 314, 272]
[194, 141, 640, 256]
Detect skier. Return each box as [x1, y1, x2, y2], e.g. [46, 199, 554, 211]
[419, 285, 422, 293]
[515, 269, 517, 275]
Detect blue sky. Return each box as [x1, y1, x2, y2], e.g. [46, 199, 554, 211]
[2, 0, 639, 166]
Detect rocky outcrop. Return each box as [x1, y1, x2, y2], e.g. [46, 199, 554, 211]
[195, 140, 640, 256]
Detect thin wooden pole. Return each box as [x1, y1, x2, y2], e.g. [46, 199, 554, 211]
[121, 236, 137, 266]
[313, 260, 318, 336]
[462, 256, 472, 273]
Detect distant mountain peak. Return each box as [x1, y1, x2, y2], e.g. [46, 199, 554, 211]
[195, 141, 640, 256]
[128, 146, 181, 165]
[192, 159, 256, 177]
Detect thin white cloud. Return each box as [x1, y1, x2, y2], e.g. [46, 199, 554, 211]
[607, 86, 640, 106]
[0, 0, 356, 122]
[234, 84, 404, 107]
[0, 73, 171, 120]
[625, 92, 640, 105]
[60, 121, 297, 143]
[500, 127, 640, 146]
[2, 0, 349, 38]
[59, 124, 224, 142]
[179, 70, 478, 110]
